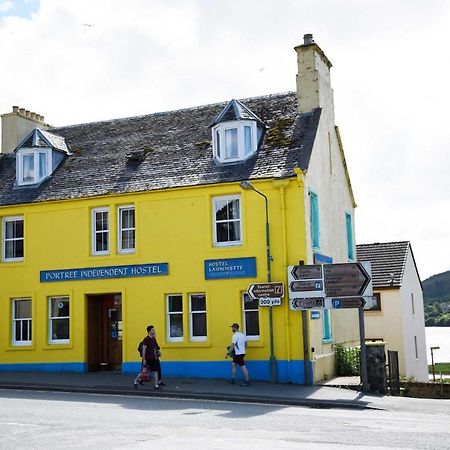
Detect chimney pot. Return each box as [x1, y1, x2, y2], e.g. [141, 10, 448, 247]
[303, 33, 314, 45]
[31, 112, 36, 120]
[12, 106, 19, 113]
[19, 108, 25, 115]
[25, 110, 31, 117]
[40, 115, 45, 123]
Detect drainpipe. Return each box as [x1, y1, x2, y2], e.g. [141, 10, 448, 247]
[293, 167, 312, 385]
[273, 179, 291, 382]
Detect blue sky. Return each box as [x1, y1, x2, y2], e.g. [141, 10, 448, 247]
[0, 0, 449, 279]
[0, 0, 39, 20]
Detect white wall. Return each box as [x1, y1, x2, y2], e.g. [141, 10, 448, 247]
[364, 248, 428, 381]
[400, 247, 428, 381]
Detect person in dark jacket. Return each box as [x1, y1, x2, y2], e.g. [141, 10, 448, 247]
[134, 325, 159, 389]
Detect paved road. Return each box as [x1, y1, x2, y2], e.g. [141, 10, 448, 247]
[0, 390, 449, 449]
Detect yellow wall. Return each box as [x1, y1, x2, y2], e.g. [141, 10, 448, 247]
[0, 178, 310, 380]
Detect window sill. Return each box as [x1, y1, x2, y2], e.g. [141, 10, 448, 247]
[161, 342, 212, 349]
[1, 259, 25, 265]
[322, 338, 334, 345]
[43, 343, 73, 350]
[6, 344, 36, 351]
[213, 242, 243, 248]
[246, 340, 264, 348]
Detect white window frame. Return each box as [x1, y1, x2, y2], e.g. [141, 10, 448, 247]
[2, 216, 24, 262]
[92, 207, 110, 255]
[12, 298, 32, 346]
[118, 205, 135, 254]
[212, 120, 257, 163]
[242, 293, 260, 340]
[189, 293, 207, 342]
[16, 147, 52, 186]
[212, 195, 242, 247]
[166, 294, 184, 342]
[48, 296, 70, 344]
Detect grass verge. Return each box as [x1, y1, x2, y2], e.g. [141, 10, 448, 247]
[428, 362, 450, 374]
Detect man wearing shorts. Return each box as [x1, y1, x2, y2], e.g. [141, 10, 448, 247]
[228, 323, 250, 386]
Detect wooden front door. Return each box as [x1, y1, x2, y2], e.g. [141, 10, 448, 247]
[87, 294, 122, 371]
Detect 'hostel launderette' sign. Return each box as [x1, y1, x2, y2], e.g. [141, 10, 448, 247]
[204, 257, 256, 280]
[40, 263, 168, 283]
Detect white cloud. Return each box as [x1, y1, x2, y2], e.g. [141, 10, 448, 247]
[0, 0, 449, 278]
[0, 1, 13, 13]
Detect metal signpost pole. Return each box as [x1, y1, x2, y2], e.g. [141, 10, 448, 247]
[240, 181, 277, 382]
[359, 306, 369, 391]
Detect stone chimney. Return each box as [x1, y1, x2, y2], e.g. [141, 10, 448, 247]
[1, 106, 50, 154]
[294, 34, 335, 116]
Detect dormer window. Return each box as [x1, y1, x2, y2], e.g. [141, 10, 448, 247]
[212, 120, 257, 163]
[17, 148, 52, 185]
[14, 128, 70, 187]
[212, 99, 265, 164]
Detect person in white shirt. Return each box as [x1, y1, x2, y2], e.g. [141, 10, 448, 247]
[228, 323, 250, 386]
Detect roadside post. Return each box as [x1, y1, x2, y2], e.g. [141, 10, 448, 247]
[247, 281, 284, 382]
[430, 346, 440, 382]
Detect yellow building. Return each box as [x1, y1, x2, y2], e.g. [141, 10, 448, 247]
[0, 35, 357, 383]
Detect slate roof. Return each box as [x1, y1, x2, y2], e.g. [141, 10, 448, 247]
[0, 92, 321, 206]
[356, 241, 413, 288]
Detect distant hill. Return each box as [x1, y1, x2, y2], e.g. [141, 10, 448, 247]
[423, 270, 450, 303]
[422, 270, 450, 327]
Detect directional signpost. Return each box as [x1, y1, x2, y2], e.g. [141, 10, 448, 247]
[247, 282, 284, 307]
[290, 297, 324, 311]
[288, 265, 324, 299]
[287, 261, 373, 393]
[324, 263, 372, 297]
[248, 282, 284, 299]
[332, 297, 366, 309]
[287, 262, 373, 309]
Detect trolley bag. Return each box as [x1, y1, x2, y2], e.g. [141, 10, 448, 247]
[138, 365, 151, 383]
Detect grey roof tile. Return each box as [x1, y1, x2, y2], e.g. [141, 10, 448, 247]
[356, 241, 410, 288]
[0, 92, 320, 206]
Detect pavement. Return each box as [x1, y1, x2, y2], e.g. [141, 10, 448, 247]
[0, 370, 440, 412]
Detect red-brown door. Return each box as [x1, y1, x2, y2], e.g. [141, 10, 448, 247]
[87, 294, 122, 371]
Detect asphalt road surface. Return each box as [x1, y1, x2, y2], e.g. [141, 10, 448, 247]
[0, 390, 449, 449]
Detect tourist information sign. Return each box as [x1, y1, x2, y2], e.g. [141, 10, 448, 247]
[247, 282, 284, 300]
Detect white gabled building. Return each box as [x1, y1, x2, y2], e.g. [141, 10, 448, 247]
[357, 241, 428, 381]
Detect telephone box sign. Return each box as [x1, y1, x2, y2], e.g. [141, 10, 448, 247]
[205, 257, 257, 280]
[40, 263, 168, 282]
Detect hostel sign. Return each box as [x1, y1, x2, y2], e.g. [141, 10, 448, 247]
[204, 257, 256, 280]
[40, 263, 169, 282]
